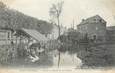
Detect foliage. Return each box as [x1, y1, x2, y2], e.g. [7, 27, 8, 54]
[49, 1, 64, 36]
[45, 40, 61, 52]
[0, 45, 16, 65]
[58, 29, 86, 53]
[49, 1, 64, 19]
[0, 1, 53, 34]
[77, 46, 115, 67]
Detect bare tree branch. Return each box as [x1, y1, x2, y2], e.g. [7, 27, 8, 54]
[49, 1, 64, 67]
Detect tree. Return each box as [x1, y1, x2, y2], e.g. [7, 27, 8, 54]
[58, 29, 86, 54]
[49, 1, 64, 67]
[49, 1, 64, 36]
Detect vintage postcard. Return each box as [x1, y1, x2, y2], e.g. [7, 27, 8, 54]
[0, 0, 115, 73]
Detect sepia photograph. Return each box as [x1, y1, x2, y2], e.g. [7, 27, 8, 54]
[0, 0, 115, 73]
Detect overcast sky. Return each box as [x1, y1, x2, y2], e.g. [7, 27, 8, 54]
[1, 0, 115, 28]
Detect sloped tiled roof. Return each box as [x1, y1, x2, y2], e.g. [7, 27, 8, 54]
[22, 28, 48, 42]
[78, 15, 106, 25]
[86, 15, 104, 21]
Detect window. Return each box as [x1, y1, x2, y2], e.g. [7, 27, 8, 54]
[99, 19, 102, 22]
[94, 18, 98, 23]
[94, 19, 96, 21]
[93, 35, 97, 40]
[8, 32, 10, 39]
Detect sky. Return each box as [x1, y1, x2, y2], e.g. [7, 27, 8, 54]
[1, 0, 115, 28]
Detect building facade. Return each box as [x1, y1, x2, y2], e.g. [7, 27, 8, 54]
[0, 28, 13, 45]
[77, 15, 107, 42]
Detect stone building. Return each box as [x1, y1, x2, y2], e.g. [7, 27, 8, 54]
[77, 15, 107, 42]
[77, 15, 115, 66]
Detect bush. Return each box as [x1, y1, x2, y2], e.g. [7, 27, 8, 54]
[77, 46, 115, 67]
[0, 45, 15, 65]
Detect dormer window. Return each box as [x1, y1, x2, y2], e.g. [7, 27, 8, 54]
[94, 18, 98, 23]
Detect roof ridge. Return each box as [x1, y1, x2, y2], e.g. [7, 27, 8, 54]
[21, 28, 48, 42]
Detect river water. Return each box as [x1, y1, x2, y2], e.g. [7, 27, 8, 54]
[50, 51, 82, 68]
